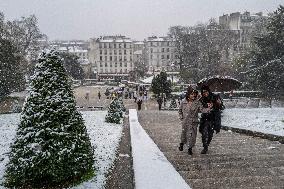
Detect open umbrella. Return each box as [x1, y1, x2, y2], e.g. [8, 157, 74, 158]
[197, 76, 242, 92]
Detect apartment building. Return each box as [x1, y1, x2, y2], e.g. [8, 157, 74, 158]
[89, 35, 134, 80]
[219, 11, 266, 50]
[144, 36, 178, 74]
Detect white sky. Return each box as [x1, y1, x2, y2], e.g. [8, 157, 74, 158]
[0, 0, 282, 41]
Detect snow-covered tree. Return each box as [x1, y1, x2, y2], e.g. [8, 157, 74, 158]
[105, 98, 123, 124]
[4, 51, 94, 188]
[0, 38, 25, 98]
[242, 5, 284, 95]
[118, 98, 126, 116]
[59, 52, 85, 80]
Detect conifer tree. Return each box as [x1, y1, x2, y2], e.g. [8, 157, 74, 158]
[4, 51, 94, 188]
[105, 98, 122, 124]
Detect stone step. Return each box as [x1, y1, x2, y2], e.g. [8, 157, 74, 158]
[186, 175, 284, 189]
[179, 167, 284, 179]
[173, 159, 284, 172]
[165, 153, 284, 165]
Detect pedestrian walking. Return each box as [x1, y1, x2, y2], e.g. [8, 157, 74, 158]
[98, 91, 101, 100]
[157, 95, 163, 110]
[133, 91, 137, 102]
[199, 85, 223, 154]
[178, 86, 212, 155]
[137, 96, 143, 111]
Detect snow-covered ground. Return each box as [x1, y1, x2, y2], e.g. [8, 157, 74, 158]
[222, 108, 284, 136]
[0, 111, 123, 189]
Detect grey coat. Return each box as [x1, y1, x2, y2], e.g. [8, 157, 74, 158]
[179, 99, 210, 147]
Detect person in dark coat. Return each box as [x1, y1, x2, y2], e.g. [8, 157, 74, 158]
[98, 91, 101, 100]
[199, 85, 223, 154]
[137, 96, 143, 111]
[157, 96, 163, 110]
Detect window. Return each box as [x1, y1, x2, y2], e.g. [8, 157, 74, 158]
[119, 56, 122, 61]
[99, 43, 102, 48]
[167, 48, 169, 52]
[110, 62, 112, 67]
[109, 50, 112, 55]
[115, 62, 117, 67]
[119, 43, 121, 48]
[114, 50, 117, 55]
[114, 56, 117, 61]
[114, 43, 116, 48]
[124, 62, 127, 67]
[130, 57, 132, 61]
[104, 50, 107, 55]
[120, 69, 122, 73]
[167, 54, 170, 59]
[104, 43, 107, 48]
[161, 55, 164, 59]
[162, 48, 164, 52]
[105, 62, 108, 67]
[124, 50, 127, 54]
[130, 50, 132, 54]
[105, 56, 107, 61]
[150, 48, 153, 53]
[120, 62, 122, 67]
[124, 56, 127, 61]
[100, 56, 102, 61]
[110, 56, 112, 61]
[100, 68, 103, 73]
[100, 62, 103, 67]
[124, 43, 126, 48]
[119, 50, 122, 55]
[125, 68, 127, 73]
[100, 50, 102, 54]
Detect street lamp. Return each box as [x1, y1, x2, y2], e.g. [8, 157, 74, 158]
[170, 62, 175, 84]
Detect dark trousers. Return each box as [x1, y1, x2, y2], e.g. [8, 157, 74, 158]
[200, 119, 214, 148]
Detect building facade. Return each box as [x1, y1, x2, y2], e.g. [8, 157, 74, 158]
[219, 11, 265, 50]
[89, 35, 135, 81]
[144, 36, 178, 74]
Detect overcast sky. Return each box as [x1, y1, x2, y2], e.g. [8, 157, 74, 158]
[0, 0, 282, 41]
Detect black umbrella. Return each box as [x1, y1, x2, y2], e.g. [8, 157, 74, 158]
[197, 76, 242, 92]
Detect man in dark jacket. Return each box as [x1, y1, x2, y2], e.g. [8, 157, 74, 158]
[157, 96, 163, 110]
[199, 85, 223, 154]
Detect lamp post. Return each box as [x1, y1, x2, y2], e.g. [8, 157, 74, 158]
[170, 62, 175, 84]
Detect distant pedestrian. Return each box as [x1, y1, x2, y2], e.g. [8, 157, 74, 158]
[178, 87, 212, 155]
[133, 91, 137, 102]
[98, 91, 101, 100]
[157, 96, 163, 110]
[143, 90, 148, 101]
[137, 96, 143, 111]
[85, 91, 90, 101]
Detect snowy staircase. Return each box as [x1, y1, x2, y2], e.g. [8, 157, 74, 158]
[138, 111, 284, 189]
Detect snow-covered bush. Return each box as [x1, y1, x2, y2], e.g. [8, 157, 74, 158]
[4, 51, 94, 188]
[105, 98, 123, 124]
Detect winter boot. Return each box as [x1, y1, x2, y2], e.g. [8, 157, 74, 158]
[201, 146, 208, 154]
[188, 148, 193, 155]
[178, 143, 184, 151]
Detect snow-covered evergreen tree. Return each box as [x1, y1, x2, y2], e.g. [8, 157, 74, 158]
[118, 98, 126, 116]
[105, 98, 122, 124]
[4, 51, 94, 188]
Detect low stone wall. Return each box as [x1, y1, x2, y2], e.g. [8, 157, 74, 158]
[223, 98, 284, 109]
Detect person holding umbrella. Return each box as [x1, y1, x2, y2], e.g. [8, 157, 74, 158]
[199, 85, 223, 154]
